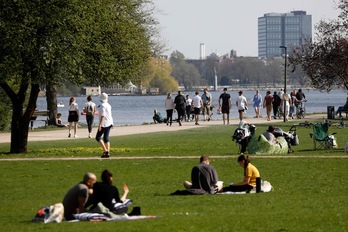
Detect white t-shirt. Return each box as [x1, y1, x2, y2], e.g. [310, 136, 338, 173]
[84, 102, 96, 113]
[99, 102, 113, 127]
[237, 96, 247, 110]
[193, 95, 202, 108]
[282, 93, 291, 107]
[164, 99, 174, 110]
[186, 98, 192, 107]
[69, 102, 78, 111]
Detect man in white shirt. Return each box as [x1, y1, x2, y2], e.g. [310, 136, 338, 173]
[192, 92, 203, 125]
[236, 91, 248, 122]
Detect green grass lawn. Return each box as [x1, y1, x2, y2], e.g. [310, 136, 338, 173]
[0, 119, 347, 231]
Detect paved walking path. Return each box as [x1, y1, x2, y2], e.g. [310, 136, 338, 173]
[0, 114, 327, 143]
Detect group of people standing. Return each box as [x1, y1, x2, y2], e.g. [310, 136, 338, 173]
[164, 88, 213, 126]
[64, 93, 114, 158]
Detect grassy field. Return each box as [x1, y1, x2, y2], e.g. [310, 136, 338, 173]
[0, 119, 347, 231]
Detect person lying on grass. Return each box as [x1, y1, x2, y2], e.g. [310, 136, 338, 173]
[183, 155, 223, 194]
[222, 155, 260, 192]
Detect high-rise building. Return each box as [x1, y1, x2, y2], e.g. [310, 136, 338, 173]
[258, 10, 312, 58]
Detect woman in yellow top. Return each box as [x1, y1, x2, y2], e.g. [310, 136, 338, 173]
[222, 155, 260, 192]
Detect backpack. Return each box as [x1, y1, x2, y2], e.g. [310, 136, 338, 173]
[86, 104, 94, 116]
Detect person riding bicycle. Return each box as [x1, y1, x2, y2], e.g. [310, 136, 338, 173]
[295, 89, 307, 118]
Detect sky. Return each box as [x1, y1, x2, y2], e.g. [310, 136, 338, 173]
[152, 0, 341, 59]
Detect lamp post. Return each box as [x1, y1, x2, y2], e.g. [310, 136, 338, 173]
[279, 46, 287, 122]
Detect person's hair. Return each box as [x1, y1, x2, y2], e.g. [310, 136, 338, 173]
[57, 113, 62, 117]
[69, 97, 75, 106]
[267, 91, 271, 94]
[267, 125, 275, 132]
[167, 93, 171, 99]
[186, 95, 189, 98]
[237, 155, 251, 176]
[200, 155, 210, 163]
[223, 87, 227, 91]
[298, 89, 302, 92]
[83, 172, 96, 183]
[195, 91, 199, 95]
[87, 95, 92, 101]
[101, 169, 113, 183]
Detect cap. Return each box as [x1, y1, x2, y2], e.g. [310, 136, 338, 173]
[100, 93, 108, 103]
[238, 91, 243, 94]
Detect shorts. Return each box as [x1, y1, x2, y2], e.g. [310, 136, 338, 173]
[194, 107, 201, 115]
[221, 105, 230, 114]
[238, 109, 245, 112]
[68, 111, 79, 122]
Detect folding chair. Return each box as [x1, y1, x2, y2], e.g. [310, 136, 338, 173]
[310, 122, 336, 150]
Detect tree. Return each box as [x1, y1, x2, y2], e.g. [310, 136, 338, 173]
[170, 51, 202, 90]
[288, 0, 348, 91]
[0, 0, 157, 153]
[144, 57, 178, 93]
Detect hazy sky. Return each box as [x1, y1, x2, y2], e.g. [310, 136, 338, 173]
[153, 0, 341, 59]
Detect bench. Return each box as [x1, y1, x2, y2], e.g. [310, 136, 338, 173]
[30, 110, 49, 129]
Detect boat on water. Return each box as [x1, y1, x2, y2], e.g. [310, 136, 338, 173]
[57, 102, 65, 107]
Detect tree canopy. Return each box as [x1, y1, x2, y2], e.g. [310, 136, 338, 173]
[0, 0, 158, 153]
[288, 0, 348, 91]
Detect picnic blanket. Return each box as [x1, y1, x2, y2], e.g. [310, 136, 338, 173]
[219, 180, 273, 194]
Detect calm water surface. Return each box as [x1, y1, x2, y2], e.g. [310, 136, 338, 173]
[35, 89, 347, 127]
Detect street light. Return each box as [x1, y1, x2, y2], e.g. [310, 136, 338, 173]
[279, 46, 287, 122]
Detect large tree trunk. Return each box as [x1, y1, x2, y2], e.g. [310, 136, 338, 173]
[10, 83, 40, 153]
[46, 82, 58, 126]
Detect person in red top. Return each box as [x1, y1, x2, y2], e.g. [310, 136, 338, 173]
[263, 91, 274, 121]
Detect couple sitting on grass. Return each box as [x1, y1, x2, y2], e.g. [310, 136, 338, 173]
[172, 155, 260, 195]
[62, 170, 139, 221]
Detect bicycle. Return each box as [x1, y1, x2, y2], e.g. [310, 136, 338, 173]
[296, 99, 307, 119]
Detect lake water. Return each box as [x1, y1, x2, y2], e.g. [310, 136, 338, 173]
[35, 89, 347, 127]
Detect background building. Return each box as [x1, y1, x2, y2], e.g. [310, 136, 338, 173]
[258, 10, 312, 58]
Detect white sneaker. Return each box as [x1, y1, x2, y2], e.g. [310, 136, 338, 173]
[74, 135, 78, 138]
[88, 133, 91, 138]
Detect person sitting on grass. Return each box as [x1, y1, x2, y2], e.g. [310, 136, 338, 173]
[62, 173, 97, 221]
[262, 125, 278, 144]
[86, 169, 137, 215]
[56, 113, 67, 127]
[153, 109, 167, 124]
[222, 155, 260, 192]
[183, 155, 223, 194]
[335, 97, 348, 118]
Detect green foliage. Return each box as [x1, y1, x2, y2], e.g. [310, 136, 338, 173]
[289, 0, 348, 91]
[0, 0, 159, 152]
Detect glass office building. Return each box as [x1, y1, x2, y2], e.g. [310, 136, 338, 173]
[258, 11, 312, 58]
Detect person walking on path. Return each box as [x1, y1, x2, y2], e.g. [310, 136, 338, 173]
[84, 95, 96, 138]
[174, 90, 186, 126]
[272, 91, 281, 119]
[253, 90, 262, 118]
[68, 96, 79, 138]
[281, 90, 292, 121]
[164, 93, 175, 126]
[192, 91, 203, 125]
[201, 88, 212, 121]
[263, 91, 274, 121]
[218, 88, 232, 125]
[236, 91, 248, 123]
[185, 95, 193, 122]
[96, 93, 114, 158]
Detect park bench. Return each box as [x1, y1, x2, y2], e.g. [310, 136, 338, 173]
[30, 110, 49, 129]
